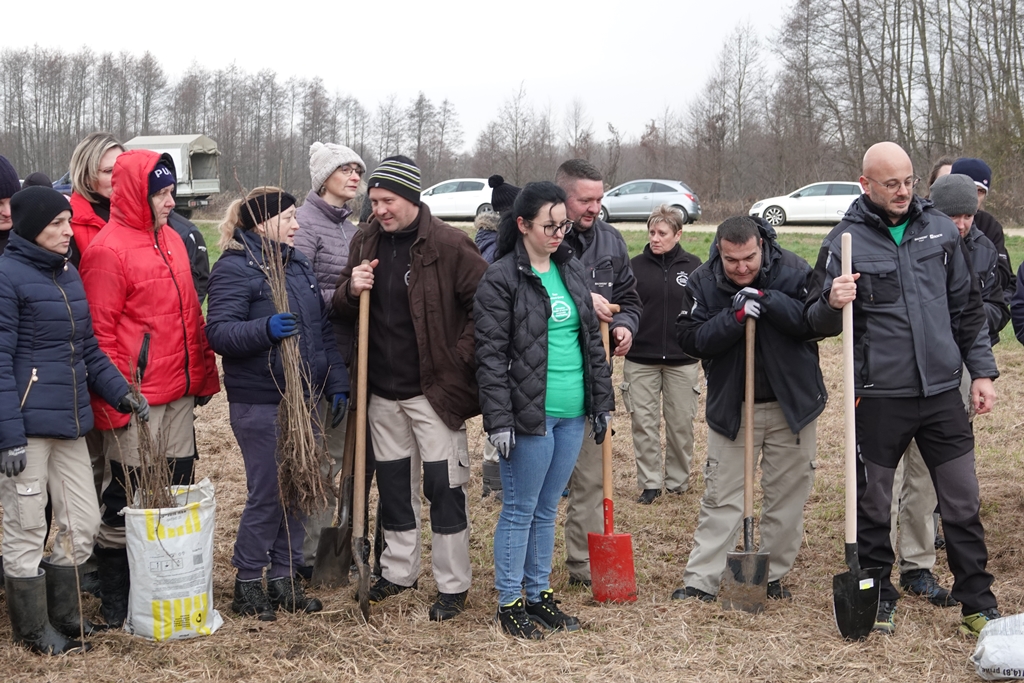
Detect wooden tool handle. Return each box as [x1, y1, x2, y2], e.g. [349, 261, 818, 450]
[744, 317, 756, 519]
[841, 233, 856, 544]
[352, 260, 371, 538]
[599, 303, 620, 501]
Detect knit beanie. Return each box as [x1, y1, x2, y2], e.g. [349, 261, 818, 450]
[148, 162, 176, 196]
[930, 173, 978, 217]
[0, 155, 19, 200]
[239, 191, 298, 231]
[950, 158, 991, 192]
[11, 186, 73, 243]
[22, 172, 53, 189]
[367, 155, 421, 206]
[309, 142, 366, 193]
[488, 174, 521, 214]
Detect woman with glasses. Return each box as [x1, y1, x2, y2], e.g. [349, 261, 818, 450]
[293, 142, 368, 578]
[474, 181, 613, 639]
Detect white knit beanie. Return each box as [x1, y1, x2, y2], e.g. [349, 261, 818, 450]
[309, 142, 366, 192]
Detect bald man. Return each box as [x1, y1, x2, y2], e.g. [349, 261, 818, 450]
[805, 141, 1001, 638]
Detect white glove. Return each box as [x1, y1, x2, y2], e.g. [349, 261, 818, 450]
[487, 429, 515, 459]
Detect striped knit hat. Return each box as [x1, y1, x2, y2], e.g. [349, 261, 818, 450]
[367, 155, 421, 206]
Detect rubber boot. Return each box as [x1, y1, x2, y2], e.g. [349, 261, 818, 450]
[5, 570, 90, 655]
[168, 456, 196, 488]
[95, 546, 130, 628]
[41, 559, 108, 637]
[482, 461, 503, 500]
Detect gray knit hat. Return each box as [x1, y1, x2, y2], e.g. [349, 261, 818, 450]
[309, 142, 366, 193]
[930, 173, 978, 217]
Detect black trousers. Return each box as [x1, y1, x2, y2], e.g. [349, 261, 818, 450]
[855, 389, 996, 613]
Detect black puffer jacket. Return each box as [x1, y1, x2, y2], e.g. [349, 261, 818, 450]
[676, 222, 826, 440]
[627, 243, 701, 365]
[474, 240, 614, 436]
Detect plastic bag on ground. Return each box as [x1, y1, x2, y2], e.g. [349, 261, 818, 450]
[971, 613, 1024, 680]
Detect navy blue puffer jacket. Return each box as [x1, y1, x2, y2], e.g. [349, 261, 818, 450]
[205, 229, 349, 404]
[0, 232, 130, 450]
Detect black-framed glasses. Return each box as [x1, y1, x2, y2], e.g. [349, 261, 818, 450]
[529, 219, 574, 237]
[865, 175, 920, 193]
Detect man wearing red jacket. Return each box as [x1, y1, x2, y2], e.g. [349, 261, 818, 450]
[79, 150, 220, 628]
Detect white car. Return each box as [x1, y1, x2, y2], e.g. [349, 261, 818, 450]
[420, 178, 493, 219]
[749, 182, 862, 226]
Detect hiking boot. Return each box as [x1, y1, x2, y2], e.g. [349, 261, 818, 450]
[429, 590, 468, 621]
[637, 489, 662, 505]
[900, 569, 957, 607]
[671, 586, 715, 602]
[232, 578, 276, 621]
[367, 577, 417, 604]
[767, 580, 791, 600]
[526, 590, 581, 632]
[95, 546, 130, 628]
[959, 608, 1000, 637]
[496, 598, 544, 640]
[5, 570, 89, 655]
[267, 576, 322, 613]
[873, 599, 897, 635]
[567, 576, 591, 589]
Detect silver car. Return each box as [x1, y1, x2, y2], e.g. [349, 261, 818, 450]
[599, 179, 702, 223]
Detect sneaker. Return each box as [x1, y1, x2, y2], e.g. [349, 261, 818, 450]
[526, 590, 581, 632]
[637, 489, 662, 505]
[670, 586, 715, 602]
[429, 590, 467, 622]
[959, 608, 1001, 637]
[367, 577, 417, 604]
[873, 599, 897, 635]
[767, 580, 791, 600]
[496, 598, 544, 640]
[266, 576, 323, 613]
[232, 578, 276, 621]
[900, 569, 957, 607]
[567, 575, 591, 589]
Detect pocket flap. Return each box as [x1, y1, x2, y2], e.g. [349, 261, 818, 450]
[16, 479, 41, 496]
[854, 258, 897, 275]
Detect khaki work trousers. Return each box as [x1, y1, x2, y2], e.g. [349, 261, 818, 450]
[683, 402, 816, 595]
[302, 395, 348, 565]
[622, 360, 700, 492]
[0, 437, 100, 577]
[564, 432, 602, 581]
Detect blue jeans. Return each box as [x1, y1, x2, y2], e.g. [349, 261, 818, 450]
[493, 415, 585, 605]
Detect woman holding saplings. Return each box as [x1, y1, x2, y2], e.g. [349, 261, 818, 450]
[206, 187, 350, 621]
[0, 187, 145, 654]
[474, 181, 613, 639]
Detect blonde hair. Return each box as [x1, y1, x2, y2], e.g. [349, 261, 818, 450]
[70, 132, 124, 203]
[217, 186, 287, 250]
[647, 204, 685, 235]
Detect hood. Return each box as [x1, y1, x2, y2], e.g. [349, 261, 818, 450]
[109, 150, 176, 231]
[843, 193, 930, 231]
[708, 217, 782, 292]
[474, 211, 499, 232]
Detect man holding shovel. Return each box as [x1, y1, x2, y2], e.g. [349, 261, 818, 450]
[805, 141, 1001, 637]
[672, 216, 825, 603]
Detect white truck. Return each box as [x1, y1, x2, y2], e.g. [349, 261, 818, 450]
[124, 134, 220, 217]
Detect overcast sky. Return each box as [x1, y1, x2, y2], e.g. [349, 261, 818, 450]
[6, 0, 783, 150]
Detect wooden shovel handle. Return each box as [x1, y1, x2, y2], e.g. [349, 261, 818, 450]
[352, 261, 371, 538]
[744, 317, 755, 519]
[600, 304, 620, 501]
[841, 233, 856, 545]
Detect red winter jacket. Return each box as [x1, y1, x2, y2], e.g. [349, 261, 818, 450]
[69, 192, 107, 257]
[80, 150, 220, 429]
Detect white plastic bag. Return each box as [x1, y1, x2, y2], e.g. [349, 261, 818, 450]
[123, 478, 223, 641]
[971, 613, 1024, 680]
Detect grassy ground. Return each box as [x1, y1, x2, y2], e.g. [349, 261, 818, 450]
[6, 220, 1016, 681]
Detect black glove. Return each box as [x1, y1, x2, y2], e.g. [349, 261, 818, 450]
[1, 445, 27, 477]
[591, 413, 611, 445]
[330, 393, 348, 429]
[116, 392, 150, 422]
[195, 395, 213, 407]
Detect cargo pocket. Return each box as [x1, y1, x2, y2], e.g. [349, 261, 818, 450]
[447, 427, 471, 487]
[702, 458, 719, 506]
[855, 258, 900, 305]
[15, 478, 46, 531]
[620, 381, 635, 414]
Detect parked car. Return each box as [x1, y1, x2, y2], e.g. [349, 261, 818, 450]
[420, 178, 493, 219]
[599, 179, 701, 223]
[749, 181, 861, 226]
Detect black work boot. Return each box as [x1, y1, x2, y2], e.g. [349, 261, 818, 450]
[231, 578, 276, 621]
[41, 559, 108, 637]
[267, 576, 323, 613]
[95, 546, 130, 628]
[429, 590, 468, 621]
[5, 570, 90, 655]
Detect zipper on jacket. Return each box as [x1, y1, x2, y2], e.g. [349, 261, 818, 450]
[52, 272, 81, 435]
[155, 231, 192, 396]
[19, 367, 39, 411]
[662, 258, 669, 360]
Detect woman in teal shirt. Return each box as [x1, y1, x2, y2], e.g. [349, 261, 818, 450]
[474, 182, 613, 639]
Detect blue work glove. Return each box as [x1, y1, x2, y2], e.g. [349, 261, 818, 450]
[1, 446, 27, 477]
[487, 429, 515, 459]
[194, 395, 213, 407]
[330, 393, 348, 429]
[116, 392, 150, 422]
[267, 312, 298, 342]
[591, 413, 611, 445]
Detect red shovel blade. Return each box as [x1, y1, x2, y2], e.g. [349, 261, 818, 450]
[588, 500, 637, 602]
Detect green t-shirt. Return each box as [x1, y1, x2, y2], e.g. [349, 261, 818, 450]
[888, 217, 910, 245]
[534, 265, 585, 418]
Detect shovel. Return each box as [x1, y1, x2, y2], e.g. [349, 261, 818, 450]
[352, 262, 372, 623]
[833, 232, 882, 640]
[720, 317, 770, 613]
[588, 304, 637, 603]
[310, 410, 357, 588]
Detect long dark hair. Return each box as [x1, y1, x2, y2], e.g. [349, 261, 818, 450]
[496, 181, 568, 258]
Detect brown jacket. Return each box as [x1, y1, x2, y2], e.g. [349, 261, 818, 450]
[333, 204, 487, 430]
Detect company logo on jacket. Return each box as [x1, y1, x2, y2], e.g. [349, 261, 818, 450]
[676, 271, 689, 286]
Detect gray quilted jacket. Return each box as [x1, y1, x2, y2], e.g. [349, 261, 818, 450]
[294, 190, 358, 364]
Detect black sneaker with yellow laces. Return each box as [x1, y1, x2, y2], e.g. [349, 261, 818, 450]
[525, 589, 581, 632]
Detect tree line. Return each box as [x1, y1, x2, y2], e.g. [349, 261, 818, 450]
[2, 0, 1023, 220]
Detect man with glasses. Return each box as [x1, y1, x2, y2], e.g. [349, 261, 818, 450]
[554, 159, 642, 588]
[806, 141, 1001, 637]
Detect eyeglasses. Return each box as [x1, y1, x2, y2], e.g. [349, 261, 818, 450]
[338, 164, 364, 177]
[865, 175, 920, 193]
[529, 219, 575, 237]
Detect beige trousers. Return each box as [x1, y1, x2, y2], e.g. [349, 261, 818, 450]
[0, 437, 100, 577]
[302, 396, 348, 565]
[683, 402, 817, 595]
[564, 432, 602, 581]
[622, 360, 700, 492]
